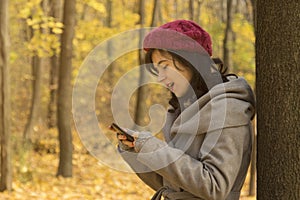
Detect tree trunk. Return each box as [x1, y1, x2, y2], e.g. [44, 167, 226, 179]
[151, 0, 161, 27]
[48, 54, 59, 128]
[232, 0, 239, 55]
[23, 0, 46, 141]
[250, 0, 256, 35]
[245, 0, 254, 22]
[105, 0, 115, 81]
[220, 0, 226, 23]
[56, 0, 76, 177]
[194, 0, 203, 24]
[47, 0, 62, 128]
[0, 0, 12, 191]
[223, 0, 233, 70]
[234, 0, 240, 14]
[134, 0, 147, 127]
[23, 55, 42, 141]
[256, 0, 300, 199]
[188, 0, 194, 21]
[173, 0, 178, 19]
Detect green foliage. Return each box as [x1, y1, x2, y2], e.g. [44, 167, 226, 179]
[17, 0, 63, 57]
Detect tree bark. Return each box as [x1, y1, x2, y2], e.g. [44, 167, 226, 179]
[23, 1, 46, 141]
[23, 55, 42, 141]
[250, 0, 256, 35]
[0, 0, 12, 191]
[134, 0, 147, 127]
[48, 54, 59, 128]
[173, 0, 178, 19]
[105, 0, 115, 81]
[256, 0, 300, 199]
[56, 0, 76, 177]
[223, 0, 233, 70]
[151, 0, 162, 27]
[47, 0, 62, 128]
[188, 0, 194, 21]
[220, 0, 226, 23]
[194, 0, 203, 24]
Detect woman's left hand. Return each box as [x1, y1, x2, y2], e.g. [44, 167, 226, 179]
[117, 129, 153, 152]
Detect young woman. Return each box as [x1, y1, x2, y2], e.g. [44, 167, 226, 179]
[115, 20, 255, 200]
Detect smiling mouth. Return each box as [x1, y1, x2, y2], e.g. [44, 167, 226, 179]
[166, 82, 174, 90]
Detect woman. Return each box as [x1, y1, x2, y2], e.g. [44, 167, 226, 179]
[115, 20, 255, 200]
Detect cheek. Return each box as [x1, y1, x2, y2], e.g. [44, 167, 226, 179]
[174, 79, 191, 97]
[167, 68, 191, 83]
[174, 72, 191, 90]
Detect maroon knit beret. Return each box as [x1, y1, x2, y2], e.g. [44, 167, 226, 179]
[143, 19, 212, 56]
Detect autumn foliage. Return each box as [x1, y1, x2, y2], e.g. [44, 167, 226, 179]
[1, 0, 256, 199]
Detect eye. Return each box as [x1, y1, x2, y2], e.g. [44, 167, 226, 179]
[162, 65, 168, 70]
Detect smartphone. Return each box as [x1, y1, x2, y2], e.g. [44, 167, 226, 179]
[110, 123, 135, 142]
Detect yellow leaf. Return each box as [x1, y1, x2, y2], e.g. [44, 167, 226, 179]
[56, 22, 64, 28]
[52, 27, 63, 34]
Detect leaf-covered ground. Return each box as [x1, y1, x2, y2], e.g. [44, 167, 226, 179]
[1, 133, 256, 200]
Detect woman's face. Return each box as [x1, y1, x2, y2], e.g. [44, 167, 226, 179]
[151, 50, 193, 97]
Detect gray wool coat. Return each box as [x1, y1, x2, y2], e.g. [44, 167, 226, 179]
[120, 77, 256, 200]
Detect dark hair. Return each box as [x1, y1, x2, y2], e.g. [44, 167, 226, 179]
[145, 49, 230, 111]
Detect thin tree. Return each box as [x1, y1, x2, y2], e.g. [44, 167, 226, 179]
[256, 0, 300, 199]
[47, 0, 62, 128]
[194, 0, 203, 24]
[173, 0, 178, 19]
[23, 2, 45, 141]
[105, 0, 115, 81]
[151, 0, 162, 27]
[56, 0, 76, 177]
[219, 0, 226, 23]
[0, 0, 12, 191]
[223, 0, 233, 71]
[134, 0, 147, 127]
[23, 52, 42, 141]
[188, 0, 194, 21]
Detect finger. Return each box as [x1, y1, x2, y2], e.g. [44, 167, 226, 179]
[117, 134, 127, 140]
[122, 140, 135, 147]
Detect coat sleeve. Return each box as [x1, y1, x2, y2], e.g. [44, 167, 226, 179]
[119, 149, 164, 191]
[136, 125, 252, 200]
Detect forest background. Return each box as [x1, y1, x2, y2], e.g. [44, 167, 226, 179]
[1, 0, 256, 199]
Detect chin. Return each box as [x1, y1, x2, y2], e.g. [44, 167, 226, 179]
[174, 92, 183, 98]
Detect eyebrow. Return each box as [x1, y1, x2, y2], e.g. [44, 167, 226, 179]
[152, 59, 169, 70]
[157, 60, 168, 65]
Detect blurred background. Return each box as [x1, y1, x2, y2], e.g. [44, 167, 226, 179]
[0, 0, 256, 199]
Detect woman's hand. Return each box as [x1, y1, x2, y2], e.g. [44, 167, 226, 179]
[115, 128, 153, 152]
[117, 133, 135, 150]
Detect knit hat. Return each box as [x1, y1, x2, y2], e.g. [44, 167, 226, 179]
[143, 19, 212, 56]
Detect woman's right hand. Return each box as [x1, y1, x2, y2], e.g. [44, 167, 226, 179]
[117, 133, 135, 151]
